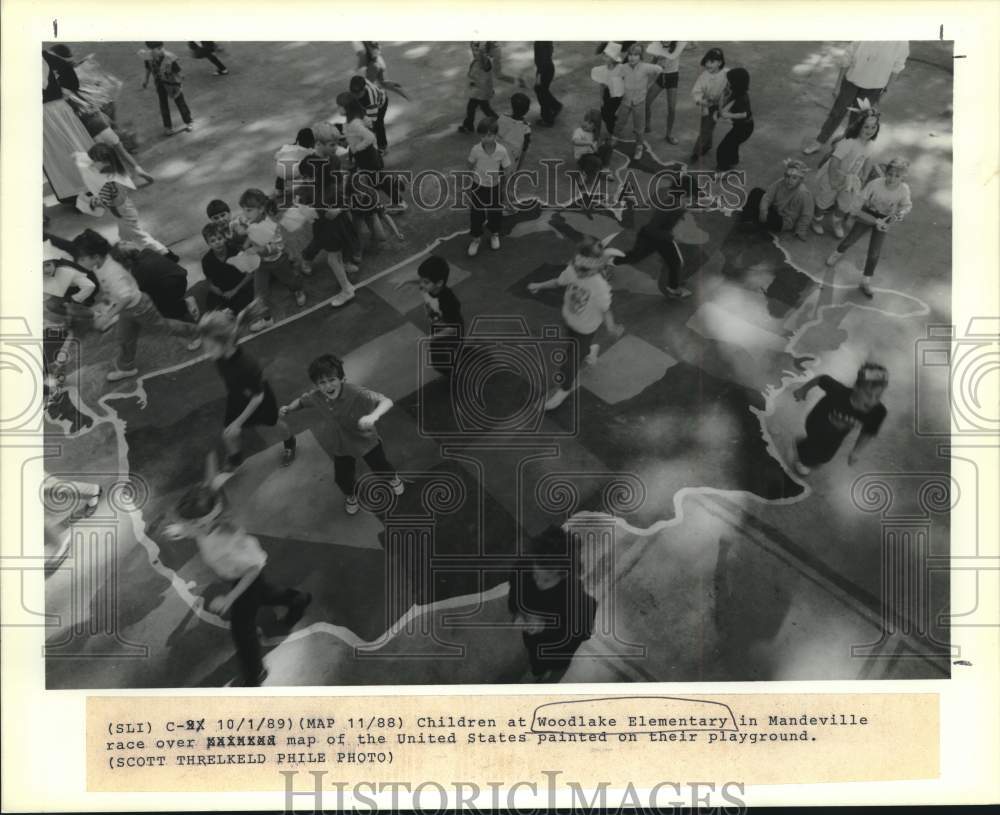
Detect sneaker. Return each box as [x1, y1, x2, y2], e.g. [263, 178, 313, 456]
[810, 220, 825, 236]
[249, 317, 274, 333]
[793, 460, 811, 477]
[802, 140, 822, 156]
[186, 337, 202, 352]
[544, 388, 571, 411]
[664, 286, 693, 299]
[294, 290, 307, 307]
[389, 476, 404, 496]
[345, 495, 360, 515]
[489, 234, 500, 250]
[106, 366, 138, 383]
[826, 250, 843, 266]
[280, 445, 296, 467]
[665, 134, 679, 145]
[280, 592, 312, 628]
[859, 279, 874, 298]
[163, 126, 179, 136]
[467, 237, 481, 257]
[183, 122, 194, 132]
[345, 262, 360, 275]
[215, 69, 229, 76]
[633, 145, 644, 160]
[330, 289, 355, 308]
[584, 350, 599, 366]
[832, 221, 845, 239]
[458, 124, 473, 134]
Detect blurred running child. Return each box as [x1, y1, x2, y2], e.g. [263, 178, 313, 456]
[689, 47, 727, 162]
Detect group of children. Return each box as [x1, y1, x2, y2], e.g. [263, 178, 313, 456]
[42, 41, 911, 686]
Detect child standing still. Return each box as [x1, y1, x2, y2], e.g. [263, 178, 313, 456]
[612, 43, 663, 160]
[497, 93, 532, 171]
[715, 67, 753, 172]
[791, 363, 889, 476]
[466, 118, 511, 256]
[197, 310, 298, 469]
[139, 42, 193, 135]
[200, 222, 255, 316]
[458, 42, 498, 134]
[826, 157, 912, 297]
[527, 238, 625, 410]
[164, 462, 311, 687]
[279, 354, 404, 516]
[689, 47, 727, 163]
[644, 41, 687, 144]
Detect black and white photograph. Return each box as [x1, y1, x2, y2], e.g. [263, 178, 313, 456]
[32, 37, 961, 690]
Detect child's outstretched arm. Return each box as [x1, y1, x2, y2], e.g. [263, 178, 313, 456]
[358, 393, 393, 430]
[527, 277, 561, 293]
[278, 393, 311, 416]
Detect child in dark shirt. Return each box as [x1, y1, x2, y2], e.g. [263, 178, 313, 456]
[279, 354, 403, 516]
[507, 524, 597, 681]
[407, 255, 464, 377]
[715, 67, 753, 172]
[791, 363, 889, 476]
[497, 92, 532, 172]
[619, 174, 697, 299]
[200, 222, 255, 315]
[458, 42, 498, 134]
[197, 310, 298, 469]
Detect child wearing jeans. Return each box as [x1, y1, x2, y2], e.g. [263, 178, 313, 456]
[826, 157, 912, 298]
[72, 229, 199, 382]
[527, 238, 625, 411]
[791, 363, 889, 476]
[466, 118, 511, 257]
[235, 188, 306, 329]
[197, 310, 298, 468]
[164, 463, 311, 687]
[689, 47, 727, 163]
[279, 354, 404, 516]
[458, 42, 498, 134]
[139, 42, 193, 135]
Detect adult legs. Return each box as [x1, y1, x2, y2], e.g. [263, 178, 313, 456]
[816, 79, 861, 145]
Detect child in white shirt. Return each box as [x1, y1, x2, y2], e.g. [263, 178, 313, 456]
[466, 117, 511, 256]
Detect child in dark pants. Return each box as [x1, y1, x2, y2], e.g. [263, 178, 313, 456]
[619, 174, 697, 299]
[198, 310, 298, 469]
[458, 42, 498, 133]
[507, 525, 597, 681]
[187, 42, 228, 75]
[466, 118, 511, 256]
[139, 42, 193, 135]
[418, 255, 465, 376]
[791, 363, 888, 476]
[280, 354, 404, 516]
[715, 67, 753, 172]
[165, 466, 311, 687]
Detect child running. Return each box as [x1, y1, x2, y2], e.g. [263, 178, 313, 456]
[139, 42, 194, 135]
[197, 309, 298, 469]
[527, 238, 626, 410]
[458, 42, 498, 134]
[279, 354, 404, 516]
[826, 156, 912, 297]
[791, 362, 889, 476]
[200, 222, 256, 316]
[396, 255, 465, 378]
[164, 455, 311, 687]
[811, 109, 880, 238]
